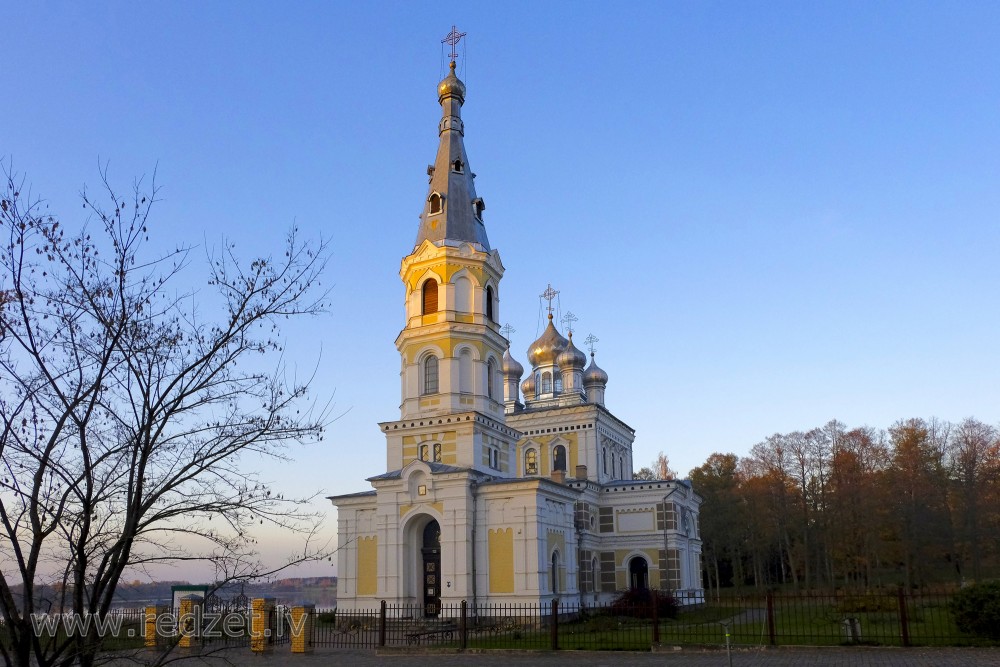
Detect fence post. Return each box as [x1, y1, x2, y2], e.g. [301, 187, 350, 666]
[378, 600, 387, 647]
[550, 599, 559, 650]
[178, 595, 203, 650]
[460, 600, 468, 649]
[897, 587, 910, 647]
[289, 604, 314, 653]
[651, 591, 660, 644]
[250, 597, 275, 653]
[766, 591, 776, 646]
[144, 604, 168, 649]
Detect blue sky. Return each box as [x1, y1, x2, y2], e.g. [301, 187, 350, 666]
[6, 1, 1000, 579]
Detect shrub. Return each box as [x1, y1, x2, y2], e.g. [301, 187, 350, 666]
[949, 580, 1000, 640]
[609, 589, 678, 619]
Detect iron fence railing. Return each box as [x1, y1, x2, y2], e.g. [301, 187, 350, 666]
[306, 588, 1000, 650]
[11, 588, 996, 655]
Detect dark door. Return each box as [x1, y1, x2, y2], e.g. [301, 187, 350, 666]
[421, 520, 441, 617]
[629, 557, 649, 590]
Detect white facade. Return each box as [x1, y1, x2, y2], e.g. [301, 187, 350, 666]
[330, 60, 703, 614]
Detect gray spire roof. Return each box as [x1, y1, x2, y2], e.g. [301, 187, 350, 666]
[414, 61, 491, 251]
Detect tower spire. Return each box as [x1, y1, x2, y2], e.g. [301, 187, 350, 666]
[414, 27, 490, 251]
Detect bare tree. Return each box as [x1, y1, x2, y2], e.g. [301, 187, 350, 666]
[0, 167, 332, 667]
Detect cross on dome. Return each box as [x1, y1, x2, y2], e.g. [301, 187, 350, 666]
[441, 25, 466, 60]
[584, 333, 599, 355]
[540, 284, 559, 316]
[561, 311, 578, 335]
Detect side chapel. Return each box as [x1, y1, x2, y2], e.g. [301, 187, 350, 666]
[330, 49, 704, 615]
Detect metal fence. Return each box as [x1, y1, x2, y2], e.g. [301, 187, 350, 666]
[307, 588, 1000, 650]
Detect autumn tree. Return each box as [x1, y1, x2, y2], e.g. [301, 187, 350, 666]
[947, 417, 1000, 580]
[884, 419, 952, 589]
[688, 453, 743, 596]
[634, 451, 676, 481]
[0, 168, 331, 667]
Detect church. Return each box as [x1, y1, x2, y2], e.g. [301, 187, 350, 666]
[330, 50, 703, 616]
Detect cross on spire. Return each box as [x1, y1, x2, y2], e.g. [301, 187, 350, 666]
[561, 311, 578, 335]
[441, 25, 466, 60]
[501, 323, 516, 340]
[540, 283, 559, 316]
[584, 333, 599, 355]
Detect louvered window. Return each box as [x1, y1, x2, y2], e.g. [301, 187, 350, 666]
[422, 280, 438, 314]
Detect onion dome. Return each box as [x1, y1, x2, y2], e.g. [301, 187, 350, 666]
[437, 60, 466, 103]
[557, 332, 587, 371]
[583, 352, 609, 386]
[520, 373, 535, 397]
[527, 314, 568, 367]
[502, 347, 524, 378]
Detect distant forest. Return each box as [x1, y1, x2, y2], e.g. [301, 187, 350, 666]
[690, 417, 999, 594]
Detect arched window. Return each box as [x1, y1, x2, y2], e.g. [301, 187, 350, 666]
[419, 444, 428, 461]
[474, 198, 485, 220]
[433, 443, 442, 463]
[554, 371, 563, 393]
[551, 551, 560, 594]
[525, 449, 538, 475]
[534, 373, 541, 399]
[603, 447, 608, 474]
[452, 159, 463, 172]
[486, 358, 496, 399]
[591, 557, 600, 593]
[422, 355, 439, 395]
[619, 457, 624, 480]
[422, 280, 438, 314]
[629, 557, 649, 591]
[459, 348, 472, 394]
[485, 285, 495, 321]
[553, 445, 567, 472]
[541, 372, 552, 393]
[428, 193, 442, 214]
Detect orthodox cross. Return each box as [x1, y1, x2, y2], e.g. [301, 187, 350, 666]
[584, 333, 599, 355]
[441, 25, 466, 60]
[540, 283, 559, 316]
[561, 311, 578, 335]
[501, 323, 516, 342]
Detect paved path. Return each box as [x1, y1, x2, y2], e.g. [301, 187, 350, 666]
[158, 646, 999, 666]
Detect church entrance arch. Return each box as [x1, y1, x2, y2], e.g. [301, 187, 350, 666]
[629, 556, 649, 591]
[421, 520, 441, 617]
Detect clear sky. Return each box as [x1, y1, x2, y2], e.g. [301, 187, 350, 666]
[6, 1, 1000, 580]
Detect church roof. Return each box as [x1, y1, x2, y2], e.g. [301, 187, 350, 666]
[366, 462, 469, 481]
[413, 60, 491, 251]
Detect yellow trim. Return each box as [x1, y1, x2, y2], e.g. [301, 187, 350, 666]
[488, 528, 515, 593]
[357, 537, 378, 596]
[431, 501, 444, 514]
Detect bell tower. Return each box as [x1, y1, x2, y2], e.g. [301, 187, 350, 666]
[383, 48, 519, 475]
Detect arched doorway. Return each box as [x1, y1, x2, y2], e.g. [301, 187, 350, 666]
[422, 520, 441, 617]
[629, 556, 649, 591]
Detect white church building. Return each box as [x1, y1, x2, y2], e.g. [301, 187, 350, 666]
[330, 55, 703, 616]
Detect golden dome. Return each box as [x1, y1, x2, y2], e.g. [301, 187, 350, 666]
[503, 347, 525, 378]
[527, 314, 568, 367]
[584, 352, 609, 386]
[437, 61, 466, 103]
[557, 332, 587, 370]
